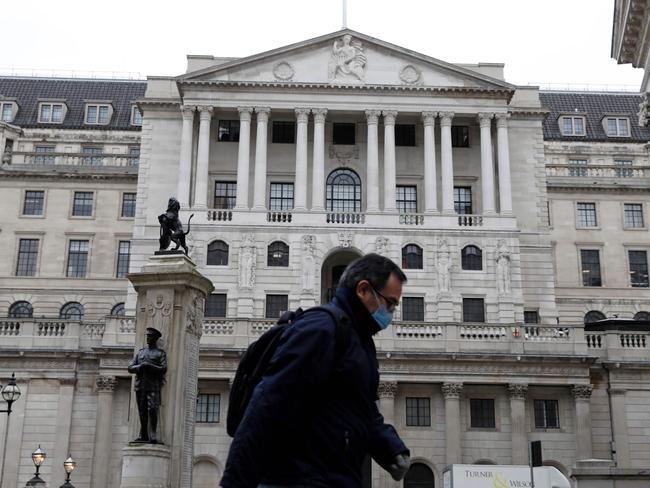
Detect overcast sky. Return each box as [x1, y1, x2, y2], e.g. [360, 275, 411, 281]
[1, 0, 643, 88]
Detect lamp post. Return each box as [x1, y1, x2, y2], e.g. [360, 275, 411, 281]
[60, 455, 76, 488]
[0, 373, 21, 488]
[25, 445, 46, 486]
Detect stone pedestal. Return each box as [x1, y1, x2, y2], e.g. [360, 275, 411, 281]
[120, 254, 214, 488]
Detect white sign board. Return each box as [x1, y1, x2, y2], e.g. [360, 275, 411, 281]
[443, 465, 570, 488]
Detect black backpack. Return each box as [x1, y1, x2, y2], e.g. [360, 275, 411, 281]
[226, 303, 350, 437]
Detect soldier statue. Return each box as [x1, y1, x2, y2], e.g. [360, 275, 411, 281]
[128, 327, 167, 443]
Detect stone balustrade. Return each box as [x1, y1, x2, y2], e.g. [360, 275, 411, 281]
[9, 151, 139, 167]
[546, 164, 650, 179]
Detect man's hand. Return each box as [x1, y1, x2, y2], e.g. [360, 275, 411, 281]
[388, 453, 410, 481]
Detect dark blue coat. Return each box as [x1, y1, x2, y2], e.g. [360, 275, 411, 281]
[220, 287, 409, 488]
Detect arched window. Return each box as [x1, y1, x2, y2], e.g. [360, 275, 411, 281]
[584, 310, 606, 324]
[402, 244, 423, 269]
[60, 302, 84, 320]
[110, 303, 125, 317]
[267, 241, 289, 267]
[207, 240, 229, 266]
[9, 301, 33, 318]
[634, 311, 650, 321]
[461, 245, 482, 270]
[404, 462, 435, 488]
[326, 168, 361, 212]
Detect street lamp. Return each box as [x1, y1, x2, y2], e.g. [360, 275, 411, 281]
[0, 373, 21, 488]
[60, 455, 76, 488]
[26, 445, 46, 486]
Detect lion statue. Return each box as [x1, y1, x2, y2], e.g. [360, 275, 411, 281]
[158, 197, 193, 255]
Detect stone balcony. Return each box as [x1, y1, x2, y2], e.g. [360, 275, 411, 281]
[546, 164, 650, 183]
[4, 150, 139, 168]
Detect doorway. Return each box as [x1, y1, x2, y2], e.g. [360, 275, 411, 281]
[320, 248, 362, 304]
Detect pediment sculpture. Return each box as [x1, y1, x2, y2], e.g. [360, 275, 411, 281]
[328, 35, 366, 83]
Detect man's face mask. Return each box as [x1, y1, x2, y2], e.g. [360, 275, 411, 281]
[371, 288, 394, 330]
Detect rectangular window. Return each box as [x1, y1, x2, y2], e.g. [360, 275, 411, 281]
[615, 159, 633, 177]
[451, 126, 469, 147]
[122, 193, 136, 218]
[402, 297, 424, 321]
[568, 158, 588, 177]
[23, 190, 45, 216]
[218, 120, 239, 142]
[131, 106, 142, 126]
[624, 203, 644, 228]
[395, 124, 416, 146]
[34, 145, 55, 164]
[129, 146, 140, 166]
[72, 191, 94, 217]
[463, 298, 485, 322]
[85, 104, 110, 124]
[581, 249, 602, 287]
[16, 239, 39, 277]
[454, 186, 472, 214]
[470, 398, 496, 428]
[606, 117, 630, 137]
[205, 293, 227, 317]
[396, 185, 417, 213]
[524, 310, 539, 324]
[82, 146, 103, 166]
[534, 399, 560, 429]
[405, 397, 431, 427]
[214, 181, 237, 209]
[272, 121, 296, 144]
[629, 250, 649, 288]
[39, 103, 64, 123]
[266, 294, 288, 319]
[560, 116, 585, 136]
[116, 241, 131, 278]
[576, 202, 597, 227]
[1, 102, 13, 122]
[196, 393, 220, 423]
[67, 240, 89, 278]
[333, 123, 355, 145]
[269, 183, 294, 211]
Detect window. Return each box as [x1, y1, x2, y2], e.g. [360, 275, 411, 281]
[615, 159, 633, 177]
[272, 121, 295, 143]
[580, 250, 602, 287]
[129, 147, 140, 166]
[131, 106, 142, 126]
[266, 294, 288, 319]
[624, 203, 644, 228]
[122, 193, 136, 218]
[534, 399, 559, 429]
[38, 103, 64, 123]
[67, 240, 89, 278]
[8, 301, 33, 318]
[218, 120, 239, 142]
[402, 244, 423, 269]
[524, 310, 539, 324]
[34, 145, 55, 164]
[269, 183, 294, 211]
[470, 398, 495, 428]
[333, 123, 355, 145]
[396, 185, 417, 214]
[584, 310, 606, 324]
[85, 104, 111, 125]
[207, 240, 229, 266]
[214, 181, 237, 209]
[267, 241, 289, 267]
[196, 393, 220, 423]
[23, 191, 45, 215]
[404, 463, 435, 488]
[205, 294, 227, 318]
[110, 303, 125, 317]
[1, 102, 13, 122]
[454, 186, 472, 214]
[395, 124, 416, 146]
[559, 116, 585, 136]
[402, 297, 424, 321]
[60, 302, 84, 320]
[461, 245, 482, 270]
[82, 146, 103, 165]
[576, 202, 597, 228]
[405, 397, 430, 426]
[16, 238, 39, 276]
[72, 191, 94, 217]
[634, 311, 650, 321]
[451, 126, 469, 147]
[568, 158, 588, 177]
[463, 298, 485, 322]
[326, 169, 361, 212]
[116, 241, 131, 278]
[605, 117, 630, 137]
[629, 250, 649, 287]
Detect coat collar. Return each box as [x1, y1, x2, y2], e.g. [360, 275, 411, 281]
[333, 287, 381, 337]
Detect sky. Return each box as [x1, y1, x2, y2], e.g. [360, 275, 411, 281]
[0, 0, 643, 88]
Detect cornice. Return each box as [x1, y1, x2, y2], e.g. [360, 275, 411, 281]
[546, 181, 650, 193]
[137, 98, 182, 108]
[509, 108, 549, 120]
[0, 166, 138, 182]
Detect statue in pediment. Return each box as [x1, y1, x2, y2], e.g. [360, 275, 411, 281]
[329, 35, 366, 83]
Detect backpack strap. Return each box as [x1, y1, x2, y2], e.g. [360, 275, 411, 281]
[303, 303, 351, 362]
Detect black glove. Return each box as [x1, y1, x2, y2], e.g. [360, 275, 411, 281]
[388, 453, 410, 481]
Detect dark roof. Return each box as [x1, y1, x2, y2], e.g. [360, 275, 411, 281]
[0, 77, 146, 131]
[540, 91, 650, 142]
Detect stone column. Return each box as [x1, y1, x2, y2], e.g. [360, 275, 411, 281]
[439, 112, 455, 214]
[92, 376, 117, 488]
[572, 385, 593, 461]
[366, 110, 381, 212]
[382, 110, 397, 212]
[422, 112, 438, 214]
[377, 381, 398, 425]
[508, 384, 528, 465]
[252, 108, 270, 210]
[51, 378, 76, 487]
[235, 107, 253, 210]
[478, 113, 496, 215]
[609, 388, 630, 467]
[311, 109, 327, 211]
[120, 254, 214, 488]
[0, 378, 28, 488]
[177, 105, 195, 207]
[495, 113, 513, 215]
[293, 108, 310, 211]
[442, 382, 463, 465]
[193, 106, 213, 209]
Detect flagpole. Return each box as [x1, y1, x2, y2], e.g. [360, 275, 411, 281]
[342, 0, 348, 29]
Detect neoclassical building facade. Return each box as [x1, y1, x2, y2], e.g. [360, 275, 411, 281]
[0, 30, 649, 488]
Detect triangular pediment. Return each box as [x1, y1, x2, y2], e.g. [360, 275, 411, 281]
[178, 29, 514, 91]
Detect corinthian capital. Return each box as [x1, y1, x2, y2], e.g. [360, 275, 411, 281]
[477, 112, 494, 128]
[180, 105, 196, 120]
[255, 107, 270, 123]
[378, 381, 398, 399]
[421, 111, 437, 126]
[197, 105, 214, 121]
[96, 375, 117, 393]
[295, 108, 310, 123]
[507, 383, 528, 400]
[495, 112, 511, 128]
[572, 384, 593, 400]
[237, 106, 253, 122]
[439, 112, 455, 126]
[365, 110, 381, 125]
[382, 110, 398, 125]
[312, 108, 328, 123]
[442, 382, 463, 399]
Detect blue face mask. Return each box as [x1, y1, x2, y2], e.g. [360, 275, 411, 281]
[371, 289, 394, 330]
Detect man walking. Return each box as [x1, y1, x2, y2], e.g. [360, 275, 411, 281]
[220, 253, 411, 488]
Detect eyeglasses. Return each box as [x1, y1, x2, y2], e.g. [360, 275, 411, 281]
[372, 287, 399, 312]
